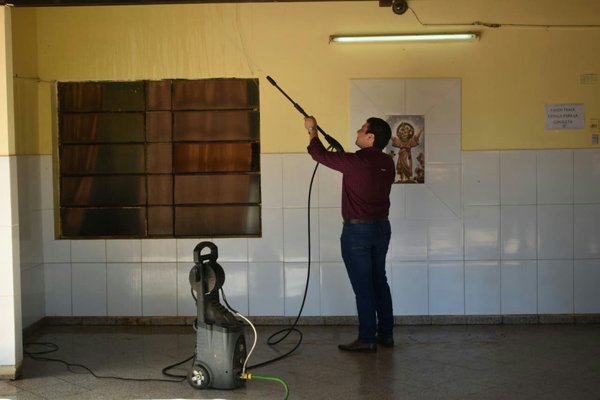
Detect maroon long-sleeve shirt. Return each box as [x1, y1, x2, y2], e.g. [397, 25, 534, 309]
[307, 137, 395, 221]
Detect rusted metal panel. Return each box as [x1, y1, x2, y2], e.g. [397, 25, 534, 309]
[173, 110, 259, 142]
[173, 142, 258, 173]
[174, 174, 260, 204]
[60, 113, 145, 143]
[172, 79, 258, 110]
[58, 81, 145, 112]
[60, 144, 145, 175]
[61, 175, 146, 206]
[61, 207, 146, 237]
[174, 205, 260, 237]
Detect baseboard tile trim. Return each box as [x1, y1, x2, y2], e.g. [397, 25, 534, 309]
[22, 313, 600, 337]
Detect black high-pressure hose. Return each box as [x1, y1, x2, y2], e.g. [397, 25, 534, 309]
[241, 76, 345, 369]
[244, 162, 318, 370]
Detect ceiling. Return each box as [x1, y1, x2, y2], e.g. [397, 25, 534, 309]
[2, 0, 389, 6]
[2, 0, 599, 26]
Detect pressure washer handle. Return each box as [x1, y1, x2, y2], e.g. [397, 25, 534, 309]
[266, 76, 345, 153]
[193, 241, 219, 263]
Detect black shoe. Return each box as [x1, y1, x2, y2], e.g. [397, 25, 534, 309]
[338, 340, 377, 353]
[377, 337, 395, 348]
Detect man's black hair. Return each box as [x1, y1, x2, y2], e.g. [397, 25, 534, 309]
[366, 117, 392, 150]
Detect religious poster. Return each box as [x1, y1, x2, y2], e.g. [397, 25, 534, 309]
[385, 115, 425, 184]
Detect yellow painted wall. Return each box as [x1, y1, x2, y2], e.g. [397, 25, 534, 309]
[9, 0, 600, 155]
[1, 6, 15, 156]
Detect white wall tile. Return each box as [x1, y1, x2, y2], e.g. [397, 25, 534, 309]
[220, 262, 249, 315]
[107, 263, 141, 316]
[0, 295, 17, 362]
[39, 155, 54, 210]
[426, 134, 461, 164]
[0, 227, 15, 297]
[391, 261, 428, 315]
[282, 154, 318, 209]
[317, 164, 342, 208]
[141, 239, 177, 262]
[20, 264, 45, 328]
[42, 210, 71, 263]
[537, 150, 573, 204]
[71, 240, 106, 263]
[283, 208, 319, 262]
[261, 154, 283, 209]
[537, 205, 573, 259]
[501, 260, 537, 314]
[20, 209, 44, 270]
[72, 263, 107, 316]
[40, 208, 54, 242]
[425, 164, 462, 217]
[44, 263, 71, 316]
[427, 218, 463, 261]
[465, 261, 501, 315]
[501, 205, 537, 260]
[406, 185, 457, 219]
[16, 156, 41, 213]
[9, 157, 19, 221]
[464, 205, 500, 261]
[538, 260, 573, 314]
[248, 262, 284, 316]
[320, 262, 355, 316]
[175, 239, 202, 262]
[0, 157, 14, 227]
[428, 261, 464, 315]
[405, 79, 461, 135]
[574, 204, 600, 259]
[574, 259, 600, 313]
[284, 262, 321, 316]
[210, 238, 249, 262]
[176, 262, 196, 317]
[248, 208, 283, 262]
[141, 263, 177, 316]
[388, 184, 406, 219]
[463, 151, 500, 206]
[574, 149, 600, 203]
[106, 240, 141, 263]
[350, 80, 406, 135]
[318, 208, 343, 262]
[43, 239, 71, 264]
[500, 151, 537, 205]
[389, 218, 428, 261]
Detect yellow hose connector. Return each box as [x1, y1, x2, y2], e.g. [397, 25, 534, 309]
[240, 372, 289, 399]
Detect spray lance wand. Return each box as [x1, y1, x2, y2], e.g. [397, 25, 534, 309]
[266, 76, 345, 153]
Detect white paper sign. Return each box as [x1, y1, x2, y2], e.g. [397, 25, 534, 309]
[545, 103, 585, 130]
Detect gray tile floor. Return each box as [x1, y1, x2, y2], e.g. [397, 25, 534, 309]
[2, 323, 600, 399]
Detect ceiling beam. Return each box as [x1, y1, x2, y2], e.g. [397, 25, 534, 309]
[2, 0, 378, 6]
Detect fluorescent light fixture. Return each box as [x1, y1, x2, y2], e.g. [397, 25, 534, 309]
[329, 33, 479, 43]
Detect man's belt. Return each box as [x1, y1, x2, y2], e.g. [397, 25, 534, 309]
[343, 218, 388, 224]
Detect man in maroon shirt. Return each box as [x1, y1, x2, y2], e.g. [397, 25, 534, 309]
[305, 116, 395, 352]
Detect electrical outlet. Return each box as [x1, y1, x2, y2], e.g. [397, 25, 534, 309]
[591, 119, 600, 133]
[593, 134, 599, 145]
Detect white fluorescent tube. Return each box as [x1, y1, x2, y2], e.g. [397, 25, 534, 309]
[329, 33, 479, 43]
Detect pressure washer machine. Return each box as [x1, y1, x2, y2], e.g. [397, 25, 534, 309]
[187, 241, 247, 390]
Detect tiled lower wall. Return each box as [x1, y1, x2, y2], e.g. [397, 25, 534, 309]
[17, 150, 600, 323]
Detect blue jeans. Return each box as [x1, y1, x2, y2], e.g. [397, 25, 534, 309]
[340, 220, 393, 344]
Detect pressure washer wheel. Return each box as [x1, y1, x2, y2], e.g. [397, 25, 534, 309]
[188, 365, 210, 389]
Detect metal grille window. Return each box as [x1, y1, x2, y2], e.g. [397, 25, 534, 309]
[57, 79, 261, 238]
